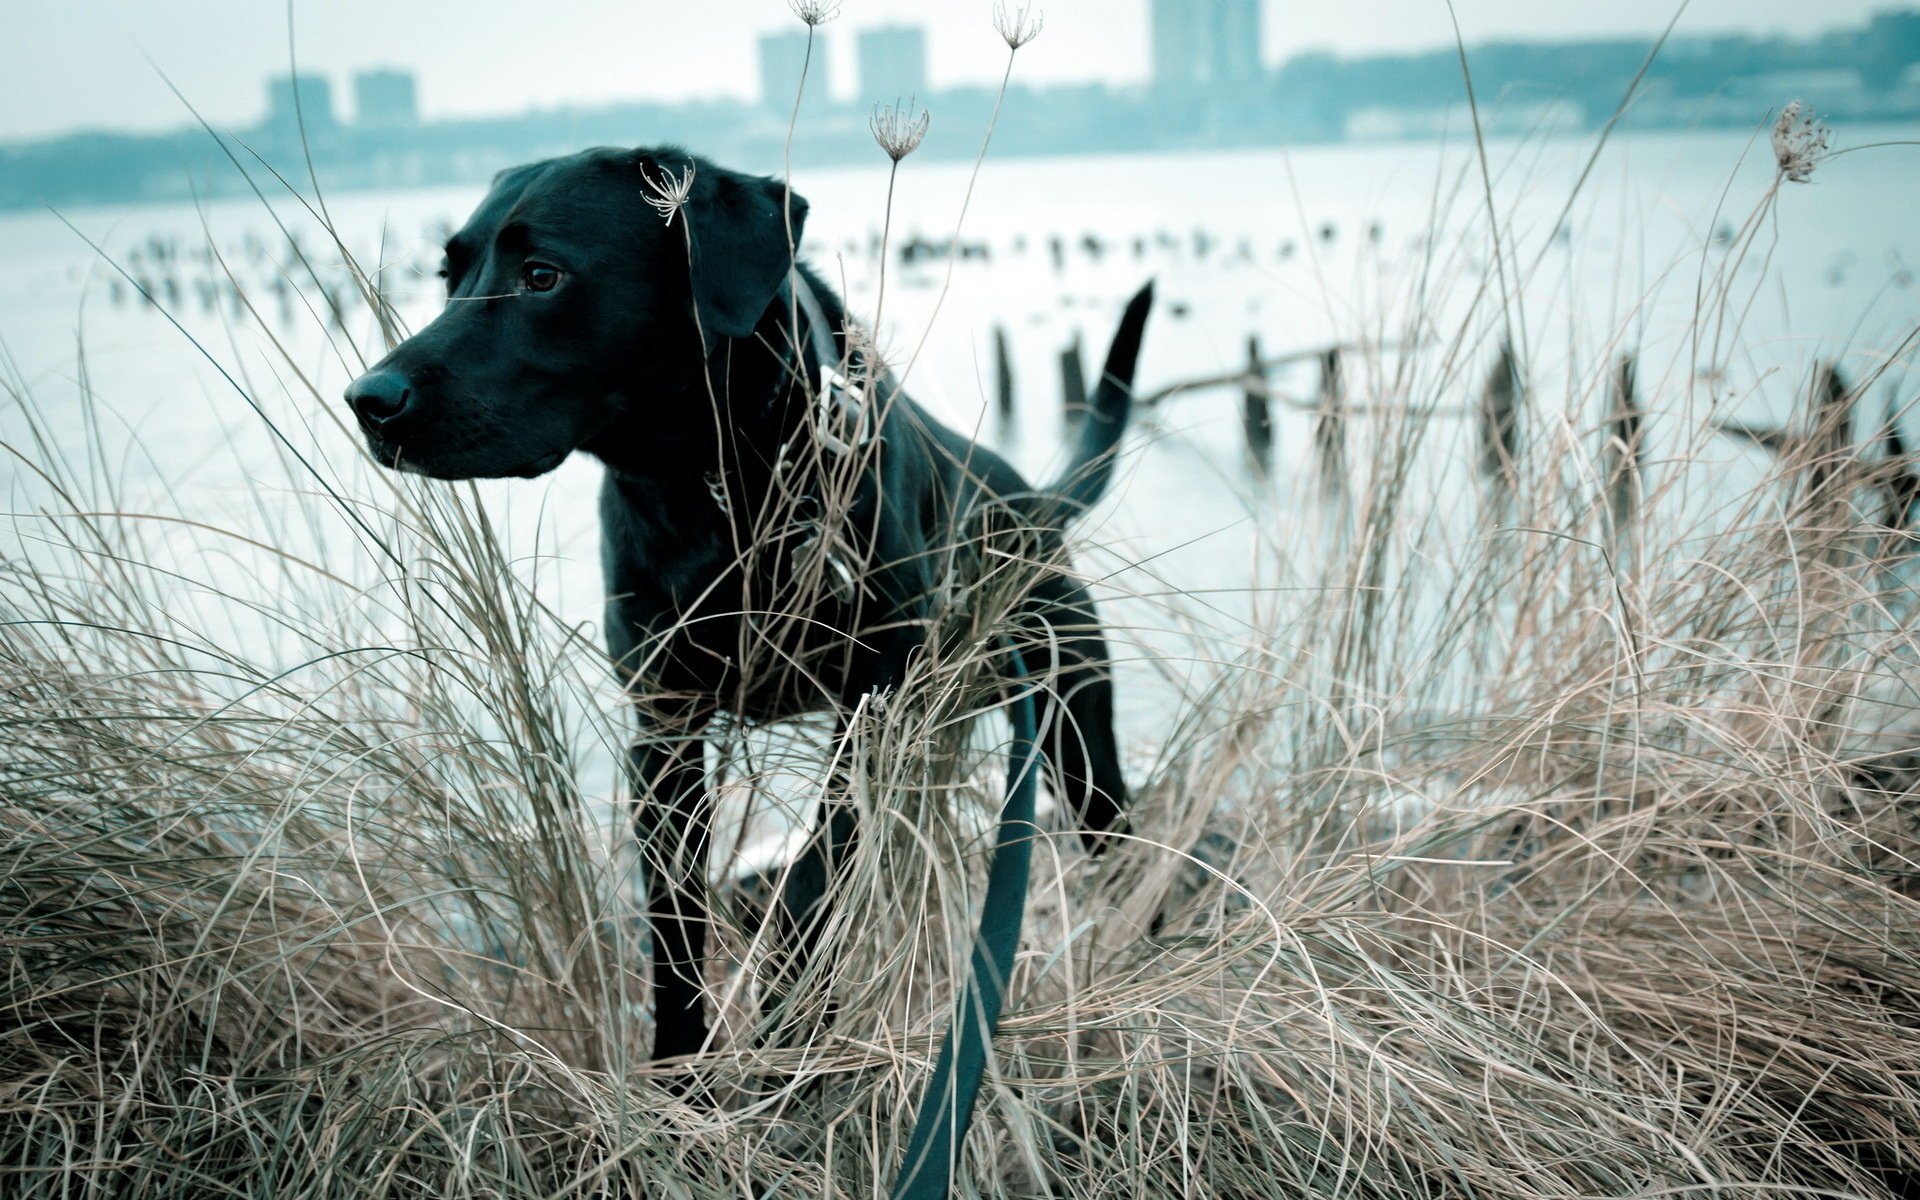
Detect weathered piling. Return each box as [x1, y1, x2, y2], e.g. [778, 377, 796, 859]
[1314, 347, 1345, 492]
[1241, 334, 1272, 471]
[1711, 363, 1874, 542]
[993, 324, 1015, 419]
[1059, 333, 1088, 425]
[1605, 353, 1643, 540]
[1479, 340, 1521, 489]
[1806, 361, 1854, 512]
[1877, 394, 1919, 542]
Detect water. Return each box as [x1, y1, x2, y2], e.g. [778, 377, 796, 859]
[4, 123, 1918, 783]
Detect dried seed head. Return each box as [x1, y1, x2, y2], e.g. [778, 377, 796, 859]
[837, 319, 881, 386]
[871, 98, 931, 162]
[639, 161, 696, 226]
[704, 470, 731, 515]
[789, 0, 839, 26]
[1772, 100, 1831, 184]
[993, 1, 1044, 48]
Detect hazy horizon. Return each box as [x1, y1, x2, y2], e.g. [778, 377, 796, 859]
[1, 0, 1895, 143]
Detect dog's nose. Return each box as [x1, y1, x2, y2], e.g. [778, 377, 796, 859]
[345, 368, 412, 429]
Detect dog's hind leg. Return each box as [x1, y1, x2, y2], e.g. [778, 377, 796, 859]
[759, 755, 861, 1040]
[1024, 580, 1130, 853]
[757, 635, 919, 1042]
[631, 727, 713, 1063]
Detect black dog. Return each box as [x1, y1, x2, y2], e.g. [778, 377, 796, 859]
[344, 146, 1152, 1064]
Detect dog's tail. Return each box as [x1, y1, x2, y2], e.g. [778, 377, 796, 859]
[1047, 280, 1154, 520]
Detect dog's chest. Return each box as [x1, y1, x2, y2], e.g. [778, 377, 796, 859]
[597, 476, 734, 615]
[598, 472, 887, 716]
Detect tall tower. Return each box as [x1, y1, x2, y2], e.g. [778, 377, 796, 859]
[1150, 0, 1263, 90]
[758, 28, 827, 111]
[858, 25, 929, 103]
[1211, 0, 1262, 85]
[1150, 0, 1204, 89]
[264, 73, 336, 138]
[353, 69, 419, 128]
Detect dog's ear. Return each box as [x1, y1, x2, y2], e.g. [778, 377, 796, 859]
[684, 163, 808, 339]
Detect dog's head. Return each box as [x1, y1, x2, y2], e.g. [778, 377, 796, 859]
[343, 147, 808, 479]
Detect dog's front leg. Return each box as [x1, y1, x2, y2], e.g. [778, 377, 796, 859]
[762, 751, 861, 1040]
[630, 729, 713, 1063]
[761, 616, 923, 1042]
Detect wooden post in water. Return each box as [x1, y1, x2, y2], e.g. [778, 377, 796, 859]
[1806, 361, 1854, 514]
[1241, 334, 1272, 472]
[1059, 333, 1088, 425]
[1479, 340, 1521, 491]
[1876, 391, 1920, 546]
[993, 324, 1015, 419]
[1605, 353, 1643, 543]
[1314, 346, 1344, 493]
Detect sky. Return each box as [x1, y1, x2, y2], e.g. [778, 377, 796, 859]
[0, 0, 1893, 142]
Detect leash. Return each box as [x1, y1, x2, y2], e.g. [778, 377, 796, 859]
[788, 270, 873, 456]
[891, 639, 1041, 1200]
[785, 274, 1039, 1197]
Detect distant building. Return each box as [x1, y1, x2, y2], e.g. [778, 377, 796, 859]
[1150, 0, 1263, 91]
[857, 25, 928, 103]
[1728, 68, 1870, 113]
[354, 69, 419, 128]
[1150, 0, 1203, 89]
[759, 28, 827, 111]
[1212, 0, 1262, 85]
[265, 73, 336, 138]
[1860, 10, 1920, 89]
[1345, 98, 1585, 141]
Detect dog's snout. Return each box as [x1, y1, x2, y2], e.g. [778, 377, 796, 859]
[345, 368, 413, 429]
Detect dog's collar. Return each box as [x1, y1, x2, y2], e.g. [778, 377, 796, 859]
[778, 269, 871, 602]
[785, 269, 871, 456]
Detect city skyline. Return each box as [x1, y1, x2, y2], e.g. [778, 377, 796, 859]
[0, 0, 1902, 144]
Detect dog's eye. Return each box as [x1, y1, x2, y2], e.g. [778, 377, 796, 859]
[522, 263, 562, 293]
